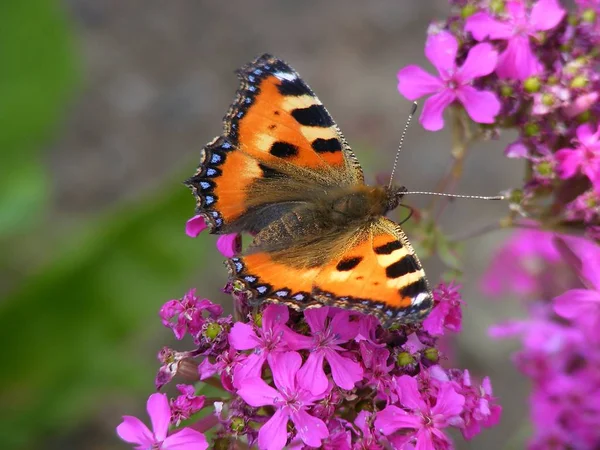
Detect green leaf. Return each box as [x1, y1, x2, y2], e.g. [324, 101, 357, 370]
[0, 0, 78, 236]
[0, 175, 212, 449]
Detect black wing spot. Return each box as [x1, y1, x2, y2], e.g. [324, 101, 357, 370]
[399, 278, 429, 299]
[268, 124, 277, 130]
[374, 240, 403, 255]
[291, 105, 334, 127]
[273, 110, 280, 116]
[258, 163, 282, 179]
[386, 255, 419, 279]
[311, 138, 342, 153]
[277, 78, 311, 96]
[336, 256, 363, 271]
[270, 141, 299, 158]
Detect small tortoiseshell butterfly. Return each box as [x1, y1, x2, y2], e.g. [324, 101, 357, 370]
[185, 54, 433, 327]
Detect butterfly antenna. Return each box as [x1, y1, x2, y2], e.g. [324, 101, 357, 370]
[402, 191, 505, 200]
[388, 101, 418, 189]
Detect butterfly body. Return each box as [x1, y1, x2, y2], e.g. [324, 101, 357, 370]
[186, 54, 433, 327]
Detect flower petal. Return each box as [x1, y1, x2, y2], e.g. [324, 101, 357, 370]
[303, 307, 328, 333]
[233, 353, 266, 387]
[488, 320, 527, 339]
[116, 416, 154, 446]
[237, 377, 280, 407]
[419, 90, 456, 131]
[458, 43, 498, 80]
[325, 349, 363, 391]
[424, 31, 458, 75]
[198, 357, 218, 380]
[262, 304, 289, 331]
[282, 326, 314, 350]
[216, 233, 240, 258]
[396, 375, 428, 411]
[465, 12, 513, 40]
[397, 65, 443, 100]
[422, 303, 448, 336]
[505, 140, 530, 158]
[147, 393, 171, 442]
[456, 86, 500, 124]
[530, 0, 565, 32]
[414, 428, 437, 450]
[163, 428, 209, 450]
[258, 408, 289, 450]
[228, 322, 259, 350]
[185, 215, 207, 238]
[374, 405, 420, 435]
[297, 351, 328, 396]
[329, 309, 358, 342]
[291, 409, 329, 447]
[563, 92, 599, 118]
[558, 235, 600, 290]
[555, 149, 581, 179]
[431, 382, 465, 420]
[496, 37, 542, 80]
[576, 123, 596, 144]
[553, 289, 600, 320]
[270, 351, 302, 392]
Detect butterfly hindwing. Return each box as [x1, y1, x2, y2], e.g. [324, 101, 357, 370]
[186, 53, 362, 234]
[227, 214, 433, 327]
[312, 218, 433, 327]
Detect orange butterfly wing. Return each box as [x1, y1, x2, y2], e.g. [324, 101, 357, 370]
[312, 218, 433, 326]
[186, 54, 362, 233]
[228, 217, 433, 327]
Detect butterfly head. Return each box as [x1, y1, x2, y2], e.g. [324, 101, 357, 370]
[384, 185, 407, 213]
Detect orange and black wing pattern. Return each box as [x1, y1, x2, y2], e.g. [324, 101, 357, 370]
[312, 218, 433, 327]
[185, 54, 362, 234]
[227, 217, 433, 327]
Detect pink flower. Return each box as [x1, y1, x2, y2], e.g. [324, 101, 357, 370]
[397, 30, 500, 131]
[160, 289, 223, 340]
[465, 0, 566, 80]
[229, 304, 299, 385]
[185, 214, 207, 237]
[454, 372, 502, 440]
[237, 352, 330, 450]
[360, 341, 394, 398]
[553, 237, 600, 338]
[185, 214, 240, 257]
[170, 384, 205, 426]
[116, 393, 208, 450]
[375, 375, 465, 450]
[216, 233, 241, 257]
[198, 347, 247, 392]
[480, 229, 562, 297]
[354, 410, 385, 449]
[287, 307, 364, 395]
[555, 123, 600, 192]
[422, 282, 464, 336]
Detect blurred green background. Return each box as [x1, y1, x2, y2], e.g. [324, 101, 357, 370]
[1, 1, 527, 449]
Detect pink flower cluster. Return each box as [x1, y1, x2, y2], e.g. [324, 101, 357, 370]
[484, 230, 600, 448]
[399, 0, 600, 234]
[117, 284, 501, 449]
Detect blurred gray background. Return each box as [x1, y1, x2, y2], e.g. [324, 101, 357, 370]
[4, 1, 528, 449]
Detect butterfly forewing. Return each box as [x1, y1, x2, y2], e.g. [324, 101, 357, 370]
[185, 53, 361, 233]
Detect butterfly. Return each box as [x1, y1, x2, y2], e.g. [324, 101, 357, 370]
[185, 54, 433, 327]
